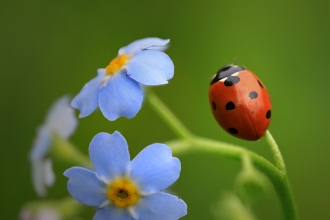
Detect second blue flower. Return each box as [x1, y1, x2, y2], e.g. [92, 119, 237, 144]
[71, 37, 174, 121]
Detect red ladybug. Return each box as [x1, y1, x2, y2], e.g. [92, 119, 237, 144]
[209, 64, 272, 141]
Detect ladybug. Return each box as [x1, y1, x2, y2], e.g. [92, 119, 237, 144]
[209, 64, 272, 141]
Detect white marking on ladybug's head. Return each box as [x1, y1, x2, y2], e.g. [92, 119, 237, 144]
[220, 77, 227, 82]
[232, 72, 239, 76]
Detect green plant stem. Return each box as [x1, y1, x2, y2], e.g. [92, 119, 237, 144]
[241, 151, 251, 170]
[147, 89, 192, 139]
[148, 91, 297, 220]
[265, 130, 286, 172]
[167, 136, 297, 220]
[51, 135, 92, 168]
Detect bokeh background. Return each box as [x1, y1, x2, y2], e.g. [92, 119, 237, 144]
[1, 0, 330, 219]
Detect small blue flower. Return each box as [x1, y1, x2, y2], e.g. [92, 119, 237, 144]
[71, 37, 174, 121]
[19, 207, 60, 220]
[29, 96, 78, 197]
[64, 131, 187, 220]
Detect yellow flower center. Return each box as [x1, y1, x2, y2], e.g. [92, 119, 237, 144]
[105, 54, 129, 75]
[107, 178, 139, 207]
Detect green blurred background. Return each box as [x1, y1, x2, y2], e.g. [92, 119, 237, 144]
[1, 0, 330, 219]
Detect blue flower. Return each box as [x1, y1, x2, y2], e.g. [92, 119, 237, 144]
[64, 131, 187, 220]
[19, 207, 60, 220]
[29, 96, 78, 197]
[71, 37, 174, 121]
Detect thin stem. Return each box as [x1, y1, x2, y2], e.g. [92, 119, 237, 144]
[185, 136, 281, 185]
[167, 136, 297, 220]
[241, 151, 253, 171]
[189, 136, 297, 220]
[51, 135, 92, 168]
[265, 130, 286, 172]
[147, 89, 192, 139]
[148, 92, 297, 220]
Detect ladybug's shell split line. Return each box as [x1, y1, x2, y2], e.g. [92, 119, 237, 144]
[208, 64, 272, 141]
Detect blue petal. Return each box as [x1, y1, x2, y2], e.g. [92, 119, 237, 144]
[134, 192, 187, 220]
[119, 38, 170, 55]
[29, 125, 52, 161]
[94, 206, 134, 220]
[129, 144, 181, 194]
[30, 159, 55, 197]
[29, 126, 55, 197]
[124, 50, 174, 86]
[89, 132, 130, 181]
[64, 167, 107, 207]
[43, 159, 55, 187]
[99, 72, 143, 121]
[45, 95, 78, 139]
[71, 69, 105, 118]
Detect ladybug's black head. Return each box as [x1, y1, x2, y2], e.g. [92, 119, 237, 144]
[210, 64, 245, 85]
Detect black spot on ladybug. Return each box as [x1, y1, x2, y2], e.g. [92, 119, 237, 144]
[258, 80, 264, 88]
[224, 76, 240, 86]
[266, 110, 271, 119]
[212, 101, 216, 110]
[228, 128, 238, 134]
[225, 101, 235, 110]
[249, 91, 258, 99]
[251, 110, 255, 114]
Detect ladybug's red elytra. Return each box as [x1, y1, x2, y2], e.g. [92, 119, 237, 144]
[209, 64, 272, 141]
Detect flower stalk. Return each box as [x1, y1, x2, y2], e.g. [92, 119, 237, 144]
[265, 130, 286, 172]
[147, 90, 192, 139]
[147, 91, 297, 220]
[51, 134, 91, 167]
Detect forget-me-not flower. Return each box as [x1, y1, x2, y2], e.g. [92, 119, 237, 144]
[64, 131, 187, 220]
[19, 207, 60, 220]
[71, 37, 174, 121]
[29, 96, 78, 197]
